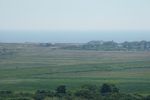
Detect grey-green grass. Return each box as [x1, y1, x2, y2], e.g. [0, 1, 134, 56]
[0, 45, 150, 95]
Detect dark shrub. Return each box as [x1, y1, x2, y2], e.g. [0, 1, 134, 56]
[34, 90, 50, 100]
[145, 95, 150, 100]
[56, 85, 66, 94]
[101, 83, 112, 95]
[0, 90, 13, 94]
[100, 83, 119, 96]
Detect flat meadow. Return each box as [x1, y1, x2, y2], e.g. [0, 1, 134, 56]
[0, 44, 150, 95]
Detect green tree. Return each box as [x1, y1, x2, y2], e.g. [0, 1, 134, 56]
[56, 85, 66, 94]
[100, 83, 119, 96]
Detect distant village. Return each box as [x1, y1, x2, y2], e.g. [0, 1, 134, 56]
[1, 41, 150, 52]
[39, 40, 150, 51]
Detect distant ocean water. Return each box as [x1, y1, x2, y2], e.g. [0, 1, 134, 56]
[0, 31, 150, 43]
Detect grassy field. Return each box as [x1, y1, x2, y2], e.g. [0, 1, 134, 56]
[0, 44, 150, 95]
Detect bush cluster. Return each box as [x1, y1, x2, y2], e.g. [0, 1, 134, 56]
[0, 83, 149, 100]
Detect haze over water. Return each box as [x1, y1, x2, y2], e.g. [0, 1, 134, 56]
[0, 31, 150, 43]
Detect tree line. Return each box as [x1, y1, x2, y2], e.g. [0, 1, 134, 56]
[62, 40, 150, 51]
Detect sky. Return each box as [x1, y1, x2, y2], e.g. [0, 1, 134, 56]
[0, 0, 150, 42]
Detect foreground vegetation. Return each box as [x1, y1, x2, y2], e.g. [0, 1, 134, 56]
[0, 83, 150, 100]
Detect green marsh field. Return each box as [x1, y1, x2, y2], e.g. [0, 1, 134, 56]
[0, 44, 150, 95]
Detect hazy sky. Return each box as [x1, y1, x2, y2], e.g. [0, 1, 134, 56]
[0, 0, 150, 42]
